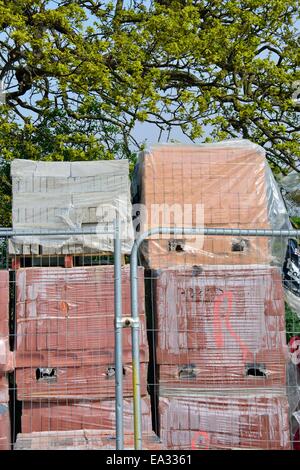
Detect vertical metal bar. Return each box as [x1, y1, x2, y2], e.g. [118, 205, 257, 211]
[130, 241, 143, 450]
[114, 214, 124, 450]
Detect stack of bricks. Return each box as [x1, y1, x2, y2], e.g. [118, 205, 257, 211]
[0, 271, 11, 450]
[14, 265, 153, 440]
[14, 429, 164, 450]
[136, 143, 274, 268]
[9, 158, 161, 449]
[153, 266, 291, 449]
[10, 159, 134, 256]
[135, 142, 292, 449]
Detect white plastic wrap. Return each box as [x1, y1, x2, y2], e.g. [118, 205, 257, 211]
[279, 171, 300, 218]
[10, 159, 134, 254]
[133, 139, 290, 268]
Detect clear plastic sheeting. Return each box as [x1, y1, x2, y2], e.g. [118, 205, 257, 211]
[152, 265, 288, 388]
[0, 376, 10, 450]
[14, 430, 163, 450]
[16, 362, 148, 400]
[0, 271, 11, 373]
[15, 265, 148, 367]
[278, 171, 300, 218]
[10, 159, 134, 254]
[158, 390, 291, 450]
[0, 271, 11, 450]
[293, 410, 300, 450]
[11, 261, 152, 446]
[133, 139, 290, 269]
[283, 239, 300, 318]
[21, 397, 153, 434]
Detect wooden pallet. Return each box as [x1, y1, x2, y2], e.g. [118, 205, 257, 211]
[9, 252, 127, 269]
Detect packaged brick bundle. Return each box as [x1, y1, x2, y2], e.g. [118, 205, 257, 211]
[133, 140, 290, 269]
[15, 265, 148, 367]
[10, 159, 134, 255]
[0, 270, 13, 373]
[0, 402, 10, 450]
[14, 430, 163, 450]
[153, 265, 288, 388]
[158, 389, 291, 450]
[16, 362, 148, 401]
[21, 397, 153, 433]
[0, 376, 10, 450]
[0, 375, 8, 403]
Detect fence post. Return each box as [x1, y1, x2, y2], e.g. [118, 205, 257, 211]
[114, 214, 124, 449]
[130, 239, 143, 450]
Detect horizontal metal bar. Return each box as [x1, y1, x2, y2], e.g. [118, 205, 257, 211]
[1, 226, 299, 240]
[0, 228, 114, 237]
[132, 227, 300, 252]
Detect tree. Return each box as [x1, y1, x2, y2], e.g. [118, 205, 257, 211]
[0, 0, 299, 224]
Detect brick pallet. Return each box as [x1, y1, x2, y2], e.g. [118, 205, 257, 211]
[15, 266, 148, 367]
[159, 392, 291, 450]
[0, 271, 11, 450]
[153, 265, 287, 388]
[151, 265, 291, 449]
[13, 265, 151, 435]
[134, 142, 292, 449]
[134, 143, 279, 268]
[10, 159, 134, 255]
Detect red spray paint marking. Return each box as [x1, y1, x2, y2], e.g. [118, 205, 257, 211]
[191, 431, 210, 450]
[213, 291, 251, 361]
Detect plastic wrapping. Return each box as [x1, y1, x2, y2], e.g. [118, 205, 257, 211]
[134, 140, 290, 269]
[283, 239, 300, 318]
[0, 402, 10, 450]
[16, 362, 148, 401]
[279, 171, 300, 218]
[152, 265, 288, 388]
[0, 376, 10, 450]
[14, 430, 163, 450]
[159, 390, 291, 450]
[15, 265, 148, 367]
[0, 375, 8, 404]
[293, 410, 300, 450]
[10, 159, 134, 254]
[0, 271, 12, 373]
[21, 397, 153, 434]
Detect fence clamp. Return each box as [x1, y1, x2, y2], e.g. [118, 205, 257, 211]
[116, 317, 140, 329]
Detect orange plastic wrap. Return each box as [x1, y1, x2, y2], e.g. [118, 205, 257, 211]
[21, 397, 153, 433]
[15, 265, 148, 367]
[14, 430, 163, 450]
[159, 391, 291, 450]
[16, 362, 148, 401]
[153, 265, 287, 388]
[0, 271, 12, 373]
[134, 141, 289, 269]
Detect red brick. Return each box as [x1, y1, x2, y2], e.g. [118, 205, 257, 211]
[16, 362, 148, 401]
[138, 145, 272, 268]
[14, 430, 163, 450]
[0, 401, 10, 450]
[153, 265, 287, 387]
[159, 392, 291, 450]
[15, 265, 148, 367]
[21, 397, 153, 433]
